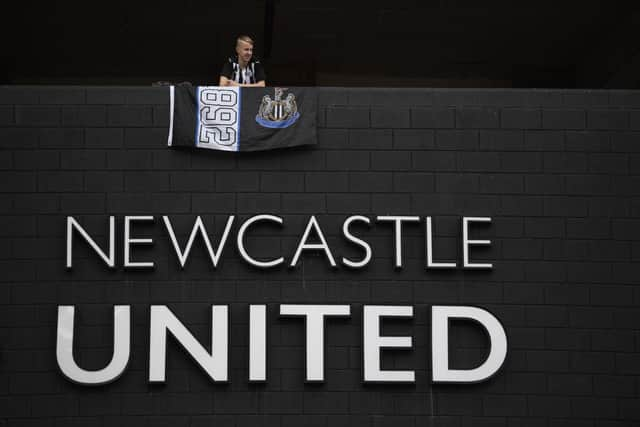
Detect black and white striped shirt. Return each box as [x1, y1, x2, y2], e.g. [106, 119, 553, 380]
[220, 56, 266, 84]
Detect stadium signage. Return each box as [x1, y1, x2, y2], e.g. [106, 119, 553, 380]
[58, 214, 507, 386]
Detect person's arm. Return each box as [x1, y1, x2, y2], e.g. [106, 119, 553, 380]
[219, 62, 233, 86]
[234, 81, 265, 87]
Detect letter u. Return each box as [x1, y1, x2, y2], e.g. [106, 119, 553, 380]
[56, 305, 130, 385]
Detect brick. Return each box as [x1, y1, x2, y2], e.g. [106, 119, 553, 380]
[0, 172, 34, 193]
[124, 127, 166, 148]
[107, 151, 153, 170]
[85, 88, 126, 104]
[107, 105, 153, 126]
[458, 152, 500, 172]
[282, 193, 325, 213]
[60, 194, 106, 213]
[122, 87, 168, 105]
[566, 218, 610, 239]
[351, 172, 393, 192]
[349, 129, 393, 149]
[62, 106, 107, 126]
[371, 193, 411, 213]
[38, 87, 85, 104]
[167, 171, 214, 192]
[15, 105, 60, 126]
[39, 128, 84, 148]
[326, 106, 369, 128]
[84, 171, 123, 192]
[587, 109, 629, 129]
[280, 151, 326, 171]
[501, 108, 541, 129]
[153, 105, 169, 126]
[393, 172, 433, 193]
[615, 354, 640, 374]
[524, 218, 564, 238]
[499, 153, 542, 172]
[618, 399, 640, 420]
[319, 87, 348, 105]
[13, 194, 59, 213]
[565, 131, 610, 151]
[0, 86, 40, 104]
[412, 151, 457, 171]
[479, 130, 524, 150]
[436, 174, 479, 193]
[542, 110, 585, 129]
[483, 396, 527, 416]
[631, 110, 640, 130]
[37, 171, 83, 191]
[570, 397, 617, 418]
[61, 150, 107, 170]
[124, 171, 170, 192]
[524, 175, 565, 194]
[543, 154, 587, 175]
[303, 392, 349, 414]
[305, 172, 348, 192]
[588, 153, 628, 174]
[594, 375, 635, 396]
[191, 193, 236, 213]
[565, 175, 611, 195]
[570, 352, 615, 374]
[411, 107, 455, 128]
[0, 127, 39, 148]
[611, 132, 640, 152]
[14, 150, 60, 170]
[524, 131, 564, 151]
[436, 130, 478, 150]
[0, 105, 13, 125]
[85, 128, 124, 148]
[371, 106, 410, 128]
[326, 151, 369, 170]
[326, 194, 369, 213]
[260, 171, 304, 192]
[548, 374, 592, 395]
[563, 91, 609, 107]
[456, 107, 499, 128]
[393, 129, 435, 150]
[370, 151, 410, 170]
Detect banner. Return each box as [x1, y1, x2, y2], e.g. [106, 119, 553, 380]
[168, 85, 317, 152]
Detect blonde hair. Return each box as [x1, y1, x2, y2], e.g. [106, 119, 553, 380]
[236, 35, 255, 47]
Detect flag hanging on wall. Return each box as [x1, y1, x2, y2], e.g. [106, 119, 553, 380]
[168, 85, 317, 152]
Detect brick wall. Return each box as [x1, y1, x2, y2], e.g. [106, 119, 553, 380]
[1, 86, 640, 426]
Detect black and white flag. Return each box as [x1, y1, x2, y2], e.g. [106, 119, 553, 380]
[168, 85, 317, 152]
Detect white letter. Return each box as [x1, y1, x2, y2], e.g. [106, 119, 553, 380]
[280, 304, 351, 382]
[363, 305, 414, 383]
[66, 216, 115, 268]
[149, 305, 228, 382]
[56, 305, 130, 385]
[342, 215, 372, 268]
[426, 217, 456, 269]
[237, 214, 284, 268]
[463, 217, 492, 269]
[432, 305, 507, 383]
[376, 216, 420, 268]
[290, 216, 337, 268]
[163, 215, 234, 268]
[124, 216, 154, 268]
[249, 305, 267, 382]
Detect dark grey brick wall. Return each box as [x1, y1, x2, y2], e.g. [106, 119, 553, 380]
[1, 86, 640, 426]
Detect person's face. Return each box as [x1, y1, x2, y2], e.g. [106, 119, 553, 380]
[236, 40, 253, 64]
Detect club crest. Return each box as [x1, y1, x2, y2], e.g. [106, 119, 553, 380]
[255, 87, 300, 128]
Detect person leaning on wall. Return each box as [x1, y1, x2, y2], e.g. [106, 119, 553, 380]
[219, 35, 266, 87]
